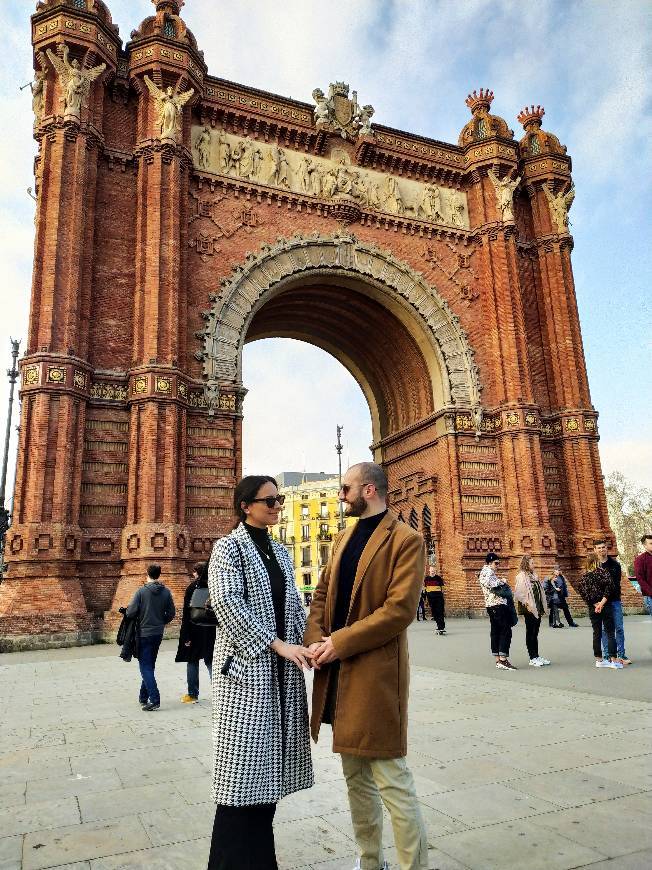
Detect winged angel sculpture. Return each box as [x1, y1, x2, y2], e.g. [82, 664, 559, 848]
[543, 182, 575, 233]
[45, 45, 105, 120]
[143, 76, 194, 141]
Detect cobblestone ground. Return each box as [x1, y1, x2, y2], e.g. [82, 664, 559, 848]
[1, 617, 651, 870]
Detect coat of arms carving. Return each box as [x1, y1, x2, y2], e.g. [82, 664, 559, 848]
[312, 82, 374, 140]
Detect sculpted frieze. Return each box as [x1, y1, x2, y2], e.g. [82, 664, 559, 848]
[191, 125, 470, 230]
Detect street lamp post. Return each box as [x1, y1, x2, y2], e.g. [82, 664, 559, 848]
[0, 338, 20, 566]
[336, 424, 344, 530]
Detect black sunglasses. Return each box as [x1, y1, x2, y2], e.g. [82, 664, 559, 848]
[249, 494, 285, 508]
[340, 482, 373, 495]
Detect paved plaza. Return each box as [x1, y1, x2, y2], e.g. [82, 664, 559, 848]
[1, 616, 651, 870]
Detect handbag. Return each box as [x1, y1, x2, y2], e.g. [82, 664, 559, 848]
[189, 586, 217, 627]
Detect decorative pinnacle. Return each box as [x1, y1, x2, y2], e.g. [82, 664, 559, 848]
[153, 0, 184, 14]
[465, 88, 494, 114]
[517, 105, 545, 128]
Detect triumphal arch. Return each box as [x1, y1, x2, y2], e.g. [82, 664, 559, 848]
[0, 0, 620, 647]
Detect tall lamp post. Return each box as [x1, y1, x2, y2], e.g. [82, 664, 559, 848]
[335, 424, 344, 530]
[0, 339, 20, 568]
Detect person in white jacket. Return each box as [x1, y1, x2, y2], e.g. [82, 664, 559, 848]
[478, 553, 516, 670]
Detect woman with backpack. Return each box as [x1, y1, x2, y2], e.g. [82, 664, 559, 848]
[175, 561, 216, 703]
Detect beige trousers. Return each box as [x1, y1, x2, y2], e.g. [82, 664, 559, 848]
[341, 754, 428, 870]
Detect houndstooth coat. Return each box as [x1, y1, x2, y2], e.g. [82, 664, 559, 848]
[208, 522, 314, 806]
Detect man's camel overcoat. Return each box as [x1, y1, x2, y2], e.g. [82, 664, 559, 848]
[304, 510, 424, 758]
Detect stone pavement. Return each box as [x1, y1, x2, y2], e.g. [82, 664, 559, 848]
[1, 617, 651, 870]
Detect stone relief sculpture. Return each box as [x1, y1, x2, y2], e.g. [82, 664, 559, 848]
[143, 75, 194, 141]
[543, 182, 575, 232]
[190, 126, 470, 230]
[488, 169, 520, 222]
[195, 125, 211, 169]
[311, 81, 375, 140]
[46, 44, 106, 120]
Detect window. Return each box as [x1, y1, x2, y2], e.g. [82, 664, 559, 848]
[319, 523, 329, 537]
[279, 527, 286, 543]
[301, 546, 311, 567]
[301, 524, 310, 541]
[301, 505, 309, 519]
[320, 502, 329, 518]
[163, 19, 176, 38]
[319, 492, 327, 498]
[319, 544, 330, 565]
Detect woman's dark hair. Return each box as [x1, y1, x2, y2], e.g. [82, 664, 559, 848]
[233, 475, 277, 525]
[193, 561, 208, 582]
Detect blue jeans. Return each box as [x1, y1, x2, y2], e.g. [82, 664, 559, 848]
[187, 655, 212, 699]
[602, 601, 626, 659]
[643, 595, 652, 617]
[138, 633, 163, 705]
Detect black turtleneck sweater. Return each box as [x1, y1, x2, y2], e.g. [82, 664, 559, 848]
[332, 510, 387, 632]
[243, 523, 286, 642]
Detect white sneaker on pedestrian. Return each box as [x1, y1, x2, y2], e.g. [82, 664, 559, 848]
[538, 657, 551, 665]
[595, 660, 610, 668]
[529, 658, 545, 667]
[606, 660, 624, 669]
[353, 860, 389, 870]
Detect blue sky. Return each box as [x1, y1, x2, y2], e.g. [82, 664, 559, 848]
[1, 0, 651, 494]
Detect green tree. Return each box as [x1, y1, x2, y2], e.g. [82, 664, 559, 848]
[604, 471, 652, 574]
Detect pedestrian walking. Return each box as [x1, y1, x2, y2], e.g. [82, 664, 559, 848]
[549, 565, 579, 627]
[305, 462, 428, 870]
[576, 553, 623, 669]
[594, 540, 632, 665]
[544, 572, 563, 627]
[479, 553, 517, 670]
[175, 561, 215, 704]
[416, 585, 427, 621]
[125, 564, 176, 711]
[424, 567, 446, 634]
[207, 476, 313, 870]
[514, 556, 551, 667]
[634, 534, 652, 618]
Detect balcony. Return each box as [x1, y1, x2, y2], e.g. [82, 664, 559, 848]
[317, 532, 332, 542]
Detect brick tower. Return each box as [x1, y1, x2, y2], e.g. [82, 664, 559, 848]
[0, 3, 629, 649]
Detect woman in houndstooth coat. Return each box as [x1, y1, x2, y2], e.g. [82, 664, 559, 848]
[207, 476, 314, 870]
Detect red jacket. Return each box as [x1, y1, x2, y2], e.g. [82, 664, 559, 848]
[634, 551, 652, 597]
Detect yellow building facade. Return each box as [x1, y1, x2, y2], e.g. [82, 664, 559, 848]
[271, 474, 354, 596]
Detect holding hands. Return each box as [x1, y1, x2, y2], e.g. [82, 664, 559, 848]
[270, 636, 340, 670]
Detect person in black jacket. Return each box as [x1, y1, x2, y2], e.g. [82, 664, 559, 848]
[175, 561, 216, 703]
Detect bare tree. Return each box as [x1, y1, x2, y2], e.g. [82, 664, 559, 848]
[604, 471, 652, 573]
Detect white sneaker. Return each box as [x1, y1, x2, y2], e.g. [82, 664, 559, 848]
[529, 658, 544, 667]
[606, 660, 624, 669]
[595, 660, 611, 668]
[538, 657, 551, 665]
[353, 861, 389, 870]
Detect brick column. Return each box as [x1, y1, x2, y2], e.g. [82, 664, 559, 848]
[0, 6, 118, 649]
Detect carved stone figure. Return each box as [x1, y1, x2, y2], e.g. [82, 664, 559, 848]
[31, 54, 48, 130]
[366, 179, 382, 210]
[46, 44, 106, 120]
[261, 145, 279, 185]
[311, 81, 374, 140]
[229, 140, 244, 175]
[488, 169, 521, 222]
[143, 75, 194, 141]
[349, 171, 367, 202]
[238, 139, 262, 180]
[383, 175, 404, 215]
[448, 190, 466, 227]
[312, 88, 330, 129]
[296, 157, 311, 193]
[321, 168, 338, 198]
[308, 160, 323, 197]
[544, 182, 575, 232]
[277, 147, 291, 188]
[417, 185, 444, 222]
[195, 125, 211, 169]
[356, 104, 375, 136]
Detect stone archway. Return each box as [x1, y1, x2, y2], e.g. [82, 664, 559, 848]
[196, 233, 482, 446]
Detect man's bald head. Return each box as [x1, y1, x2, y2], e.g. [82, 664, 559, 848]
[347, 462, 388, 499]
